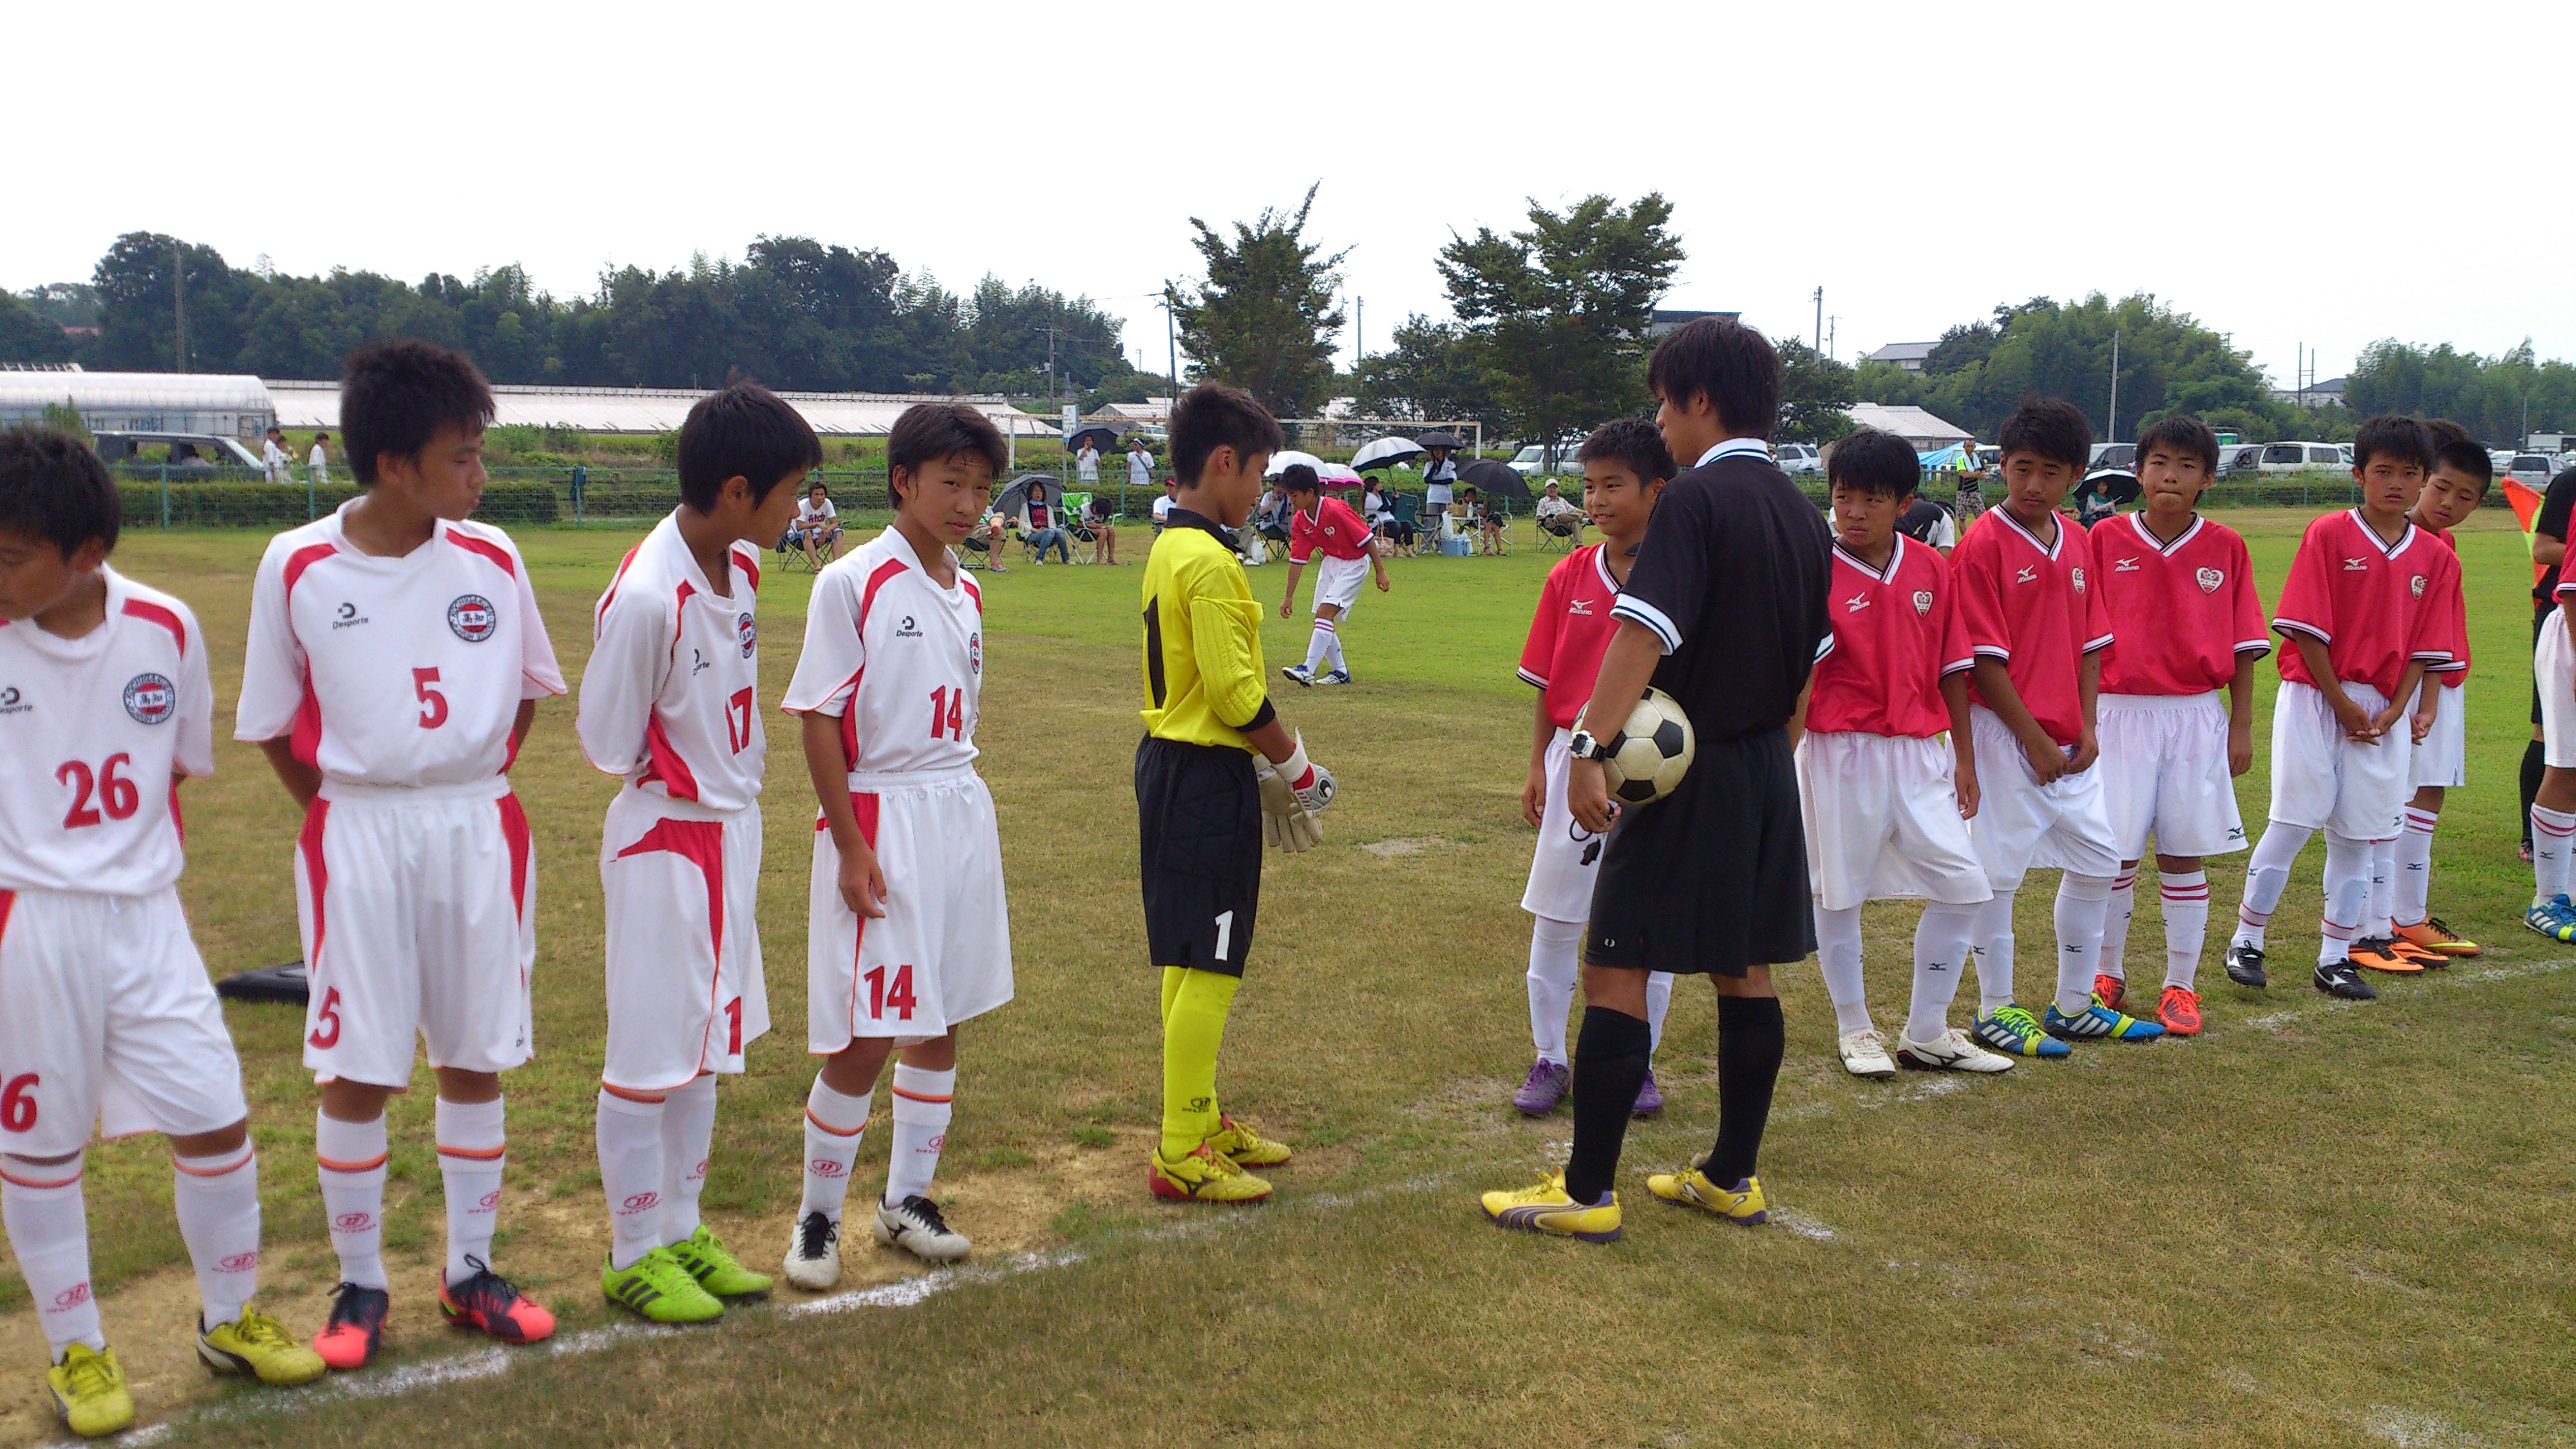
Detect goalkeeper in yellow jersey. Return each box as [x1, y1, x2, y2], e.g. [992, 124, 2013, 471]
[1135, 383, 1336, 1203]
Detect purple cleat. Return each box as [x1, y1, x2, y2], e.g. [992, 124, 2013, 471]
[1511, 1059, 1569, 1116]
[1631, 1067, 1663, 1117]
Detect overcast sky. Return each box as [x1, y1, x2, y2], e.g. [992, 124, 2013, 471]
[16, 0, 2569, 392]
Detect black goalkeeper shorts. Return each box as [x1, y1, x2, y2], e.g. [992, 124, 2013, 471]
[1135, 736, 1262, 976]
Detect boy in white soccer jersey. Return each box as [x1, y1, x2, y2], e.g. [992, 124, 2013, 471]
[0, 430, 326, 1438]
[576, 382, 817, 1322]
[1795, 428, 2009, 1079]
[2085, 415, 2268, 1036]
[236, 341, 565, 1370]
[780, 402, 1015, 1285]
[1511, 419, 1678, 1115]
[1276, 464, 1389, 686]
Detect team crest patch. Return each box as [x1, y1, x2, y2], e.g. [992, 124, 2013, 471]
[2409, 574, 2426, 598]
[969, 631, 982, 675]
[1912, 589, 1934, 616]
[2071, 566, 2087, 593]
[2197, 567, 2223, 594]
[738, 612, 756, 658]
[447, 594, 497, 642]
[122, 672, 176, 724]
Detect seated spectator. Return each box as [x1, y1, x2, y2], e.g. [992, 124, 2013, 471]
[1021, 485, 1072, 564]
[791, 480, 844, 565]
[1083, 491, 1122, 565]
[1151, 477, 1179, 529]
[978, 507, 1011, 571]
[1534, 480, 1583, 538]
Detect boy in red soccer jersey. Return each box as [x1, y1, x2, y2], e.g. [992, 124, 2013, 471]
[2225, 416, 2456, 999]
[2085, 415, 2269, 1035]
[1953, 397, 2163, 1057]
[1794, 429, 2008, 1077]
[1511, 419, 1677, 1115]
[1276, 464, 1389, 686]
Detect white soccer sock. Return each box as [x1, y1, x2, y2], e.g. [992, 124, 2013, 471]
[2161, 872, 2211, 990]
[1906, 901, 1980, 1045]
[315, 1112, 389, 1290]
[594, 1088, 665, 1271]
[659, 1074, 718, 1245]
[1525, 914, 1583, 1065]
[884, 1065, 955, 1207]
[2319, 832, 2372, 966]
[1814, 903, 1870, 1036]
[3, 1160, 103, 1356]
[173, 1144, 260, 1328]
[2054, 873, 2116, 1016]
[1323, 628, 1347, 674]
[1303, 620, 1334, 672]
[2394, 807, 2438, 927]
[2235, 820, 2310, 949]
[1971, 891, 2017, 1014]
[2532, 806, 2575, 905]
[435, 1095, 506, 1286]
[1645, 972, 1673, 1055]
[2101, 867, 2138, 981]
[800, 1077, 869, 1224]
[2365, 836, 2396, 939]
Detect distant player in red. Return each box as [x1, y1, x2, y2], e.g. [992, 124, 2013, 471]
[2085, 415, 2268, 1036]
[1953, 397, 2163, 1058]
[2226, 415, 2455, 1001]
[1276, 465, 1388, 687]
[1511, 419, 1674, 1117]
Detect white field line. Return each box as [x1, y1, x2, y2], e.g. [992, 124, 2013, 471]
[2242, 955, 2575, 1030]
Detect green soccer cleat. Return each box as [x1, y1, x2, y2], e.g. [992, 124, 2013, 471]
[198, 1306, 327, 1385]
[46, 1343, 133, 1439]
[668, 1225, 772, 1302]
[601, 1246, 724, 1324]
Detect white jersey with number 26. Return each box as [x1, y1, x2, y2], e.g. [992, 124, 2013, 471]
[782, 529, 983, 775]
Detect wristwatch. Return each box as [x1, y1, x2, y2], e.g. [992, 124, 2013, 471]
[1567, 729, 1606, 761]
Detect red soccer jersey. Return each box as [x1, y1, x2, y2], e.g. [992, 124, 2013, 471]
[2091, 512, 2271, 696]
[1806, 535, 1972, 739]
[2273, 509, 2458, 697]
[1289, 495, 1373, 564]
[1518, 543, 1622, 730]
[2427, 525, 2468, 690]
[1954, 507, 2112, 746]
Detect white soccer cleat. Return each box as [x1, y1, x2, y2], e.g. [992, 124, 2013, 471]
[1894, 1026, 2015, 1074]
[1837, 1028, 1897, 1079]
[782, 1210, 841, 1291]
[875, 1195, 971, 1263]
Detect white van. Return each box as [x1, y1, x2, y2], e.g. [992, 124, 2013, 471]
[2256, 440, 2349, 474]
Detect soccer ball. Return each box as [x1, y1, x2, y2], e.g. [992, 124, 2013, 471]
[1578, 687, 1695, 806]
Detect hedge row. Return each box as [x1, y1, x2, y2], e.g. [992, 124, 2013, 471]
[118, 482, 562, 528]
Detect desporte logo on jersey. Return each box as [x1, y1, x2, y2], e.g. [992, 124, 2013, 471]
[331, 601, 369, 630]
[123, 672, 176, 724]
[738, 612, 756, 658]
[448, 594, 497, 642]
[2197, 567, 2224, 593]
[0, 685, 26, 715]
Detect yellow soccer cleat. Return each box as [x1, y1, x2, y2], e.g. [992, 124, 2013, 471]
[1645, 1158, 1768, 1226]
[1479, 1171, 1621, 1242]
[47, 1343, 135, 1439]
[2394, 918, 2479, 958]
[198, 1306, 328, 1386]
[1203, 1114, 1293, 1168]
[1149, 1143, 1273, 1204]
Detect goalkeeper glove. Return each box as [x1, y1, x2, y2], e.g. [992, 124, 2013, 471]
[1255, 735, 1334, 853]
[1274, 734, 1336, 815]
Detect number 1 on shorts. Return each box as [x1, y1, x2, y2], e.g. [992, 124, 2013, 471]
[1213, 909, 1233, 962]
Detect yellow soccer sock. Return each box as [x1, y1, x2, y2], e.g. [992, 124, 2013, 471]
[1159, 969, 1240, 1160]
[1159, 965, 1187, 1027]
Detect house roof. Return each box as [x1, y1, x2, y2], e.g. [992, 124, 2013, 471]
[1845, 402, 1971, 444]
[1866, 341, 1938, 365]
[264, 379, 1060, 437]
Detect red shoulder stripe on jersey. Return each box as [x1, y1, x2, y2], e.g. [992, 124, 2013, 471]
[0, 889, 14, 945]
[282, 542, 338, 600]
[445, 529, 517, 576]
[732, 545, 761, 592]
[961, 574, 983, 612]
[859, 556, 909, 628]
[670, 580, 695, 663]
[120, 598, 187, 653]
[290, 663, 323, 770]
[596, 542, 645, 631]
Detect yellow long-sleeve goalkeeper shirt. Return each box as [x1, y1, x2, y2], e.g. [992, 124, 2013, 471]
[1140, 509, 1276, 750]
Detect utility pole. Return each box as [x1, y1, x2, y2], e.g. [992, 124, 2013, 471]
[1826, 315, 1837, 362]
[2107, 327, 2122, 444]
[1356, 296, 1364, 364]
[1813, 287, 1823, 354]
[1160, 289, 1180, 410]
[1036, 326, 1065, 408]
[171, 238, 187, 372]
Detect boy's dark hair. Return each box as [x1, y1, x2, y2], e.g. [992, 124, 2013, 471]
[2422, 418, 2493, 489]
[2352, 414, 2433, 473]
[1577, 416, 1676, 484]
[808, 480, 828, 494]
[340, 339, 495, 486]
[2135, 413, 2219, 474]
[1824, 428, 1920, 498]
[0, 426, 120, 557]
[1281, 463, 1320, 495]
[885, 402, 1007, 507]
[676, 379, 822, 513]
[1996, 396, 2093, 472]
[1170, 382, 1284, 484]
[1645, 316, 1781, 441]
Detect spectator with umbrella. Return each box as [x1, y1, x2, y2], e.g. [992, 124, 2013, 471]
[1419, 431, 1463, 529]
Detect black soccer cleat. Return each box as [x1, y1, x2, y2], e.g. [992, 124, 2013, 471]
[2312, 961, 2377, 1001]
[2224, 942, 2268, 989]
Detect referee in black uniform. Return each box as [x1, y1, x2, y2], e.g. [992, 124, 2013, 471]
[1481, 317, 1832, 1240]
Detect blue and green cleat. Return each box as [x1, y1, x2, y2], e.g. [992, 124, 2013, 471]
[1973, 1003, 2072, 1058]
[2043, 999, 2164, 1042]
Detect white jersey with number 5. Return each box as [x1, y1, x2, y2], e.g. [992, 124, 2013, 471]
[0, 567, 214, 896]
[234, 502, 565, 782]
[781, 529, 983, 771]
[576, 513, 768, 811]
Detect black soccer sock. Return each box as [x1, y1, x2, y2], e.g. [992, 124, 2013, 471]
[2523, 740, 2545, 846]
[1561, 1005, 1651, 1205]
[1707, 994, 1786, 1188]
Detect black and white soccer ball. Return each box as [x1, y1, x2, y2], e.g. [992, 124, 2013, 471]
[1578, 687, 1695, 806]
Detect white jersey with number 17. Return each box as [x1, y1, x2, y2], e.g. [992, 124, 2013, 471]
[781, 529, 983, 775]
[576, 512, 768, 813]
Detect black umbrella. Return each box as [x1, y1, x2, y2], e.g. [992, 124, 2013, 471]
[994, 473, 1059, 520]
[1456, 457, 1530, 502]
[2084, 467, 2143, 506]
[1066, 424, 1123, 454]
[1415, 430, 1465, 450]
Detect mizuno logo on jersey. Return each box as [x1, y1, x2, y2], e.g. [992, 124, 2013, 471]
[2114, 556, 2141, 571]
[2015, 565, 2037, 583]
[2344, 558, 2369, 571]
[690, 648, 711, 676]
[1569, 599, 1595, 616]
[1844, 592, 1872, 612]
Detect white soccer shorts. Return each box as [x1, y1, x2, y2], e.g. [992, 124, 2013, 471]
[1522, 730, 1607, 923]
[600, 789, 769, 1093]
[296, 778, 536, 1087]
[2096, 692, 2249, 860]
[1797, 730, 1991, 912]
[808, 768, 1014, 1052]
[2409, 685, 2467, 790]
[1966, 706, 2123, 891]
[0, 887, 247, 1159]
[2267, 680, 2410, 840]
[2543, 616, 2576, 768]
[1311, 553, 1370, 615]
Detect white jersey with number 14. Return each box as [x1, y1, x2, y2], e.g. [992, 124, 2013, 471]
[782, 529, 984, 774]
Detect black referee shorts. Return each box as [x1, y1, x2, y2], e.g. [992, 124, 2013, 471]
[1134, 735, 1262, 977]
[2536, 603, 2553, 727]
[1586, 728, 1813, 977]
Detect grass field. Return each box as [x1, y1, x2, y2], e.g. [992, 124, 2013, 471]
[2, 507, 2570, 1448]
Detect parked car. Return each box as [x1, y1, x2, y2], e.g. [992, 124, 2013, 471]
[1506, 441, 1583, 477]
[91, 431, 269, 470]
[2256, 440, 2350, 474]
[2505, 455, 2561, 489]
[2216, 442, 2266, 477]
[1773, 442, 1823, 476]
[2088, 442, 2136, 471]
